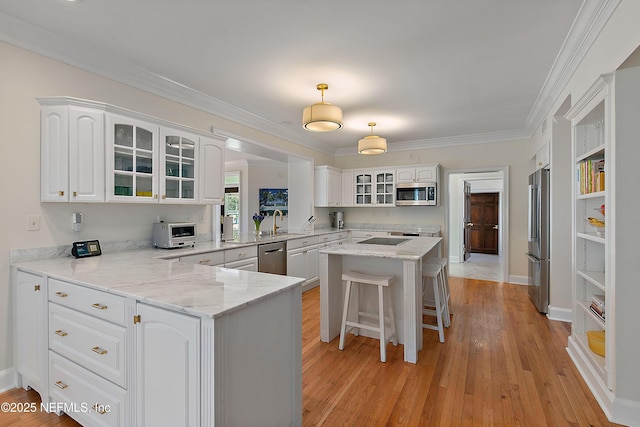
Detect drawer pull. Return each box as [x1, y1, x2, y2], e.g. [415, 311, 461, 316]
[91, 303, 108, 310]
[199, 259, 210, 264]
[55, 330, 68, 337]
[93, 403, 108, 415]
[55, 381, 68, 390]
[92, 346, 108, 355]
[238, 253, 246, 257]
[55, 291, 68, 298]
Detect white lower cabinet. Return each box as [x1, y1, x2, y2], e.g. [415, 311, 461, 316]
[135, 303, 200, 427]
[46, 278, 130, 426]
[14, 269, 47, 398]
[49, 351, 127, 427]
[287, 236, 319, 290]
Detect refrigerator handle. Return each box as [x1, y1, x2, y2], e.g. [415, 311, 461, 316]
[528, 184, 537, 242]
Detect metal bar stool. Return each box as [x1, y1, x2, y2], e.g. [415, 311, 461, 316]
[339, 271, 397, 362]
[425, 256, 451, 326]
[422, 263, 448, 343]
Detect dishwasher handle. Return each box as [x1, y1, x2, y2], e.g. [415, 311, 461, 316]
[263, 247, 284, 254]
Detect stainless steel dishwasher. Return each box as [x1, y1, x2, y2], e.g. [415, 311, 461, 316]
[258, 241, 287, 275]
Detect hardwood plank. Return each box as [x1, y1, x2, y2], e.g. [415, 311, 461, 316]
[0, 276, 625, 426]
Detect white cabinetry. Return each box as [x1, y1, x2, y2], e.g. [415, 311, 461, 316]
[180, 251, 225, 267]
[341, 171, 354, 206]
[14, 269, 47, 398]
[349, 230, 389, 243]
[160, 127, 197, 203]
[354, 172, 374, 205]
[314, 166, 342, 207]
[396, 165, 438, 183]
[535, 142, 550, 170]
[136, 303, 200, 427]
[40, 99, 105, 202]
[199, 136, 225, 204]
[374, 170, 395, 206]
[566, 68, 640, 424]
[287, 236, 319, 290]
[47, 277, 130, 426]
[224, 246, 258, 271]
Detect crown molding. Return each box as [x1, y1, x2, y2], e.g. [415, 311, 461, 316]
[0, 12, 334, 156]
[1, 2, 615, 159]
[334, 129, 530, 157]
[525, 0, 621, 136]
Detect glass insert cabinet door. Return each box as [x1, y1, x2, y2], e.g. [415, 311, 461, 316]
[375, 172, 395, 205]
[111, 116, 157, 201]
[163, 133, 196, 201]
[355, 173, 373, 205]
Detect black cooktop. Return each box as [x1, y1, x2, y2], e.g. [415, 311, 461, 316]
[358, 237, 409, 246]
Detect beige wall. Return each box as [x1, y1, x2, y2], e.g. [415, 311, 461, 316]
[334, 139, 531, 282]
[0, 41, 328, 376]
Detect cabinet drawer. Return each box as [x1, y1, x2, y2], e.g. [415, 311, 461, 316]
[49, 279, 126, 326]
[49, 351, 127, 427]
[224, 246, 257, 262]
[350, 230, 389, 241]
[224, 257, 258, 271]
[329, 232, 348, 241]
[49, 303, 127, 388]
[287, 236, 319, 251]
[180, 251, 225, 266]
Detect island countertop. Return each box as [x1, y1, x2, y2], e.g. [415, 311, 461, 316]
[12, 249, 304, 319]
[319, 236, 442, 260]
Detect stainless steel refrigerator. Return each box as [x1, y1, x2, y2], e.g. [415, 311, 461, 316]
[527, 169, 550, 313]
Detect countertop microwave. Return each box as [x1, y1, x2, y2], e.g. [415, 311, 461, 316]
[152, 222, 197, 248]
[396, 182, 437, 206]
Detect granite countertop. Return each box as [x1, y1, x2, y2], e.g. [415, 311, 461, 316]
[320, 236, 442, 261]
[13, 249, 304, 319]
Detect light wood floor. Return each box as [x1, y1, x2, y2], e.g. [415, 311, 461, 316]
[0, 277, 623, 426]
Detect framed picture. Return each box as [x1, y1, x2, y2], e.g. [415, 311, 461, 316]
[259, 188, 288, 216]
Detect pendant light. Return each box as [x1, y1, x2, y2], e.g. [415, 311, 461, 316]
[358, 122, 387, 155]
[302, 83, 343, 132]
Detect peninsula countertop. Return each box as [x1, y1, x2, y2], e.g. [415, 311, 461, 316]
[12, 249, 304, 319]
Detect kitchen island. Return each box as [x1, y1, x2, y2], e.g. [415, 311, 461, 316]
[12, 250, 303, 427]
[319, 236, 442, 364]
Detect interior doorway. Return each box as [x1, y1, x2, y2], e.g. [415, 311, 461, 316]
[446, 169, 508, 283]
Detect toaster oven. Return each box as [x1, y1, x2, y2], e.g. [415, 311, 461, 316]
[152, 222, 197, 248]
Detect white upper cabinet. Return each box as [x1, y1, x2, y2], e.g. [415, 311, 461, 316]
[341, 171, 354, 207]
[40, 97, 224, 204]
[199, 136, 225, 204]
[396, 165, 438, 183]
[106, 114, 159, 203]
[314, 166, 342, 207]
[160, 127, 197, 203]
[535, 142, 550, 170]
[40, 99, 105, 202]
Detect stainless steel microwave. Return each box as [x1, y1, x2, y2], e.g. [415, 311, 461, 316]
[395, 182, 437, 206]
[152, 222, 197, 248]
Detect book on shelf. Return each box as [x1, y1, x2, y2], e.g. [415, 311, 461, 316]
[592, 294, 605, 311]
[590, 304, 605, 322]
[577, 158, 605, 194]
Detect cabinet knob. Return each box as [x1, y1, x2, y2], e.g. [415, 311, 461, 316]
[73, 191, 77, 197]
[34, 284, 40, 292]
[59, 191, 65, 196]
[162, 195, 166, 200]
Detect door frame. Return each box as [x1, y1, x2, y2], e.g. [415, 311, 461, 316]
[445, 166, 509, 282]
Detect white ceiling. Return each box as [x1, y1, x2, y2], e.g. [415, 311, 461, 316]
[1, 1, 593, 155]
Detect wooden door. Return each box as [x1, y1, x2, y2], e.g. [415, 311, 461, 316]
[469, 192, 499, 254]
[463, 181, 472, 261]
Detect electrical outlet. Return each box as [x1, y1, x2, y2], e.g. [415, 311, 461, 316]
[27, 215, 40, 231]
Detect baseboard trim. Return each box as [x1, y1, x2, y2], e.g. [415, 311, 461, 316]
[508, 275, 528, 285]
[0, 367, 16, 393]
[547, 305, 572, 323]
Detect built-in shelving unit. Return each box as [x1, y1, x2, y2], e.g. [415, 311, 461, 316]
[566, 67, 640, 425]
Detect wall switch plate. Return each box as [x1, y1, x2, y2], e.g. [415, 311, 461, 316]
[27, 215, 40, 231]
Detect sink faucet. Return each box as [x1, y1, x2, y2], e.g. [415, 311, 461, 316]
[273, 209, 283, 235]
